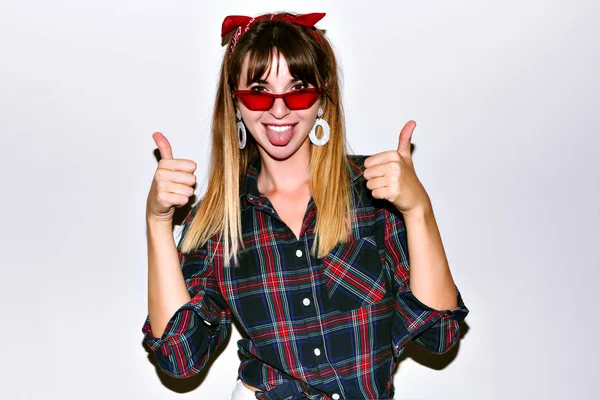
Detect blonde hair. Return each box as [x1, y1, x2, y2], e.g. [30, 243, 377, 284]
[181, 14, 353, 265]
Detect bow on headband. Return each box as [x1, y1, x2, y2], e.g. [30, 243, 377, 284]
[221, 13, 326, 57]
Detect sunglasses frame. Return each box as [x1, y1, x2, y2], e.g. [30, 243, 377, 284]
[232, 87, 325, 111]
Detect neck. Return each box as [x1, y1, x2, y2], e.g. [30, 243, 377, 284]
[256, 140, 311, 194]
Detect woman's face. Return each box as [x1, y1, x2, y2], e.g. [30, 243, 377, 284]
[236, 53, 321, 162]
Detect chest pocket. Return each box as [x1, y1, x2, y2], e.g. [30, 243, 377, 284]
[322, 235, 388, 312]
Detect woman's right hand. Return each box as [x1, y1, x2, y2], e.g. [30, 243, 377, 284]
[146, 132, 197, 222]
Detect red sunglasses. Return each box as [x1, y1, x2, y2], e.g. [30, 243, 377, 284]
[233, 87, 324, 111]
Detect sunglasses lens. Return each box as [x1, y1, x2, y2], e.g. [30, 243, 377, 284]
[238, 93, 273, 111]
[284, 90, 320, 110]
[235, 88, 322, 111]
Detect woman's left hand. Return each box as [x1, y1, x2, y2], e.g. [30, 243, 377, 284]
[363, 120, 431, 216]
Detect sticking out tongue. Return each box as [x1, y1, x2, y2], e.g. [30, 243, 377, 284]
[266, 128, 294, 146]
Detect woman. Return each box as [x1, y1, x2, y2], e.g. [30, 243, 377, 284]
[143, 12, 468, 400]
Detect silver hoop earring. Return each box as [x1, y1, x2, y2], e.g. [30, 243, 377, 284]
[236, 109, 247, 150]
[309, 107, 330, 146]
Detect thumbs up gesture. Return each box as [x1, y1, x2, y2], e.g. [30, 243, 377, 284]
[146, 132, 197, 221]
[363, 121, 431, 216]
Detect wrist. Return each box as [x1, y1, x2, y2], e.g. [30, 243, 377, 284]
[146, 210, 175, 226]
[400, 200, 433, 220]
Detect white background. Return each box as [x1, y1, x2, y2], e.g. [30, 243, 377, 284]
[1, 0, 599, 399]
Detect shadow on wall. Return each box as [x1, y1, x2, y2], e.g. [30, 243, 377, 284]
[142, 331, 232, 393]
[396, 321, 470, 371]
[142, 318, 249, 392]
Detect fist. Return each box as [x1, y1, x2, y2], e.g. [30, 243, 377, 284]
[146, 132, 197, 221]
[363, 120, 430, 215]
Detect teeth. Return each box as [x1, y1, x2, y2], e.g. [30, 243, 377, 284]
[267, 125, 292, 133]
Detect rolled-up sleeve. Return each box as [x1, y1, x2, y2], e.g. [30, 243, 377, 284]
[381, 206, 469, 356]
[142, 209, 231, 378]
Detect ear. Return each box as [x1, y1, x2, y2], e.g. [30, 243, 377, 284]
[228, 77, 237, 93]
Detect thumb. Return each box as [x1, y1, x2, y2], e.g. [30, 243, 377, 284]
[152, 132, 174, 160]
[397, 120, 416, 158]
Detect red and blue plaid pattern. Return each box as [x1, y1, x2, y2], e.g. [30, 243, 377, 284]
[143, 155, 468, 399]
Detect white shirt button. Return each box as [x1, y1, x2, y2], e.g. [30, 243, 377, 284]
[303, 298, 311, 306]
[203, 320, 212, 326]
[313, 348, 321, 356]
[295, 249, 303, 257]
[332, 394, 340, 400]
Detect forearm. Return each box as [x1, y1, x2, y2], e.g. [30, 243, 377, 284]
[403, 203, 457, 311]
[147, 215, 191, 338]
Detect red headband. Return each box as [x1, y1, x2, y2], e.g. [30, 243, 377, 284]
[221, 13, 326, 58]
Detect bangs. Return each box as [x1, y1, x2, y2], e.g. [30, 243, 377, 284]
[231, 21, 327, 88]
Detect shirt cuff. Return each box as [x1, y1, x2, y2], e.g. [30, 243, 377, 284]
[143, 302, 218, 348]
[391, 288, 468, 356]
[142, 301, 223, 377]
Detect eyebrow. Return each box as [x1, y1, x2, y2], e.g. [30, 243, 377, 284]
[250, 78, 304, 85]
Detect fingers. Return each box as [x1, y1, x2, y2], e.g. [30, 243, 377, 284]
[365, 176, 389, 191]
[365, 120, 415, 168]
[397, 120, 416, 158]
[159, 181, 195, 198]
[153, 132, 174, 160]
[148, 132, 198, 219]
[158, 158, 197, 173]
[152, 132, 196, 171]
[155, 169, 197, 187]
[156, 191, 191, 208]
[363, 160, 400, 180]
[154, 170, 196, 200]
[149, 166, 196, 218]
[370, 187, 394, 202]
[364, 150, 401, 169]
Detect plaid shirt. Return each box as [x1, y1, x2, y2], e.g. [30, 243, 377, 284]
[143, 155, 468, 400]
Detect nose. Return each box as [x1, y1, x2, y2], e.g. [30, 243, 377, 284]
[269, 97, 290, 119]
